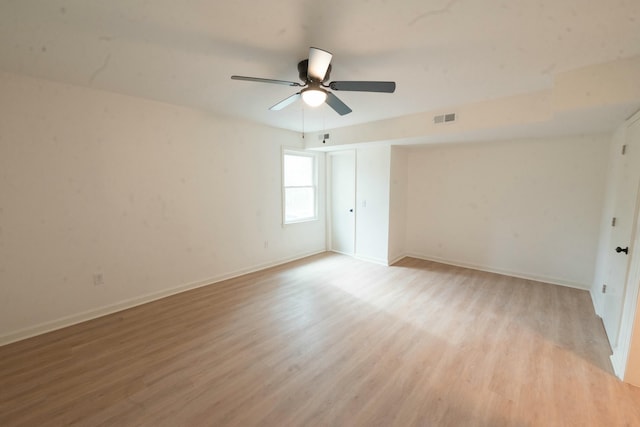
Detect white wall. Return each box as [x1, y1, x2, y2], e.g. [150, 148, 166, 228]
[404, 135, 609, 288]
[388, 146, 408, 264]
[0, 71, 326, 344]
[354, 146, 391, 264]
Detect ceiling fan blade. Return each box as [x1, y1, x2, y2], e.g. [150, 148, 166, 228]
[269, 93, 301, 111]
[231, 75, 302, 87]
[329, 81, 396, 93]
[325, 92, 352, 116]
[307, 47, 333, 82]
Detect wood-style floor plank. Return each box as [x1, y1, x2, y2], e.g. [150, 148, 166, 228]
[1, 253, 640, 426]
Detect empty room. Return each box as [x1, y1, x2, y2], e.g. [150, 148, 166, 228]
[2, 1, 640, 425]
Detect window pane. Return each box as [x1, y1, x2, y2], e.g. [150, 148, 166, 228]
[284, 154, 313, 186]
[285, 187, 315, 222]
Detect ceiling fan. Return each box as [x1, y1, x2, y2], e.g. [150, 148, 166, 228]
[231, 47, 396, 116]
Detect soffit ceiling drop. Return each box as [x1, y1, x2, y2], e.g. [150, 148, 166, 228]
[0, 0, 639, 136]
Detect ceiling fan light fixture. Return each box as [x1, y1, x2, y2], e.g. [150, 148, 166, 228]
[301, 88, 327, 107]
[231, 46, 396, 115]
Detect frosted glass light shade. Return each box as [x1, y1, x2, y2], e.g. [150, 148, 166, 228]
[301, 89, 327, 107]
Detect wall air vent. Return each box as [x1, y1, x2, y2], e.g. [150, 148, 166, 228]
[433, 113, 457, 124]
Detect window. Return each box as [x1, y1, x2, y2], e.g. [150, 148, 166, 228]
[283, 149, 317, 224]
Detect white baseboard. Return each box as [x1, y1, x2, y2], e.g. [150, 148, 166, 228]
[611, 348, 626, 379]
[590, 289, 603, 318]
[354, 253, 390, 266]
[388, 254, 408, 266]
[332, 251, 406, 267]
[589, 289, 616, 375]
[405, 252, 590, 290]
[327, 250, 588, 289]
[0, 249, 326, 347]
[330, 249, 355, 257]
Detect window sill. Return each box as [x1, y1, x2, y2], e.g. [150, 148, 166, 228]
[283, 217, 319, 226]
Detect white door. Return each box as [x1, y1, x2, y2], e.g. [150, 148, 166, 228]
[603, 117, 640, 348]
[329, 150, 356, 255]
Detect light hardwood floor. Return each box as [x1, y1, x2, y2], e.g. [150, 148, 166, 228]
[1, 253, 640, 426]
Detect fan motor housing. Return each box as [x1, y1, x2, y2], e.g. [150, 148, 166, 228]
[298, 59, 331, 83]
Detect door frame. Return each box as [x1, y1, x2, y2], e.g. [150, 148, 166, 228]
[611, 112, 640, 379]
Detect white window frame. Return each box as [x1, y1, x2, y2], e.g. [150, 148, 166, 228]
[282, 148, 318, 225]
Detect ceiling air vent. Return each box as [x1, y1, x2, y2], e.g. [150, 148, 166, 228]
[433, 113, 457, 124]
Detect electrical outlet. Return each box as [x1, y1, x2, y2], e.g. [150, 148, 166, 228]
[93, 273, 104, 286]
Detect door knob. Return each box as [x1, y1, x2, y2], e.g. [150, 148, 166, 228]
[616, 246, 629, 254]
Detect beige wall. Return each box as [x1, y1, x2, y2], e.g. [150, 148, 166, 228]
[403, 135, 609, 288]
[0, 71, 326, 344]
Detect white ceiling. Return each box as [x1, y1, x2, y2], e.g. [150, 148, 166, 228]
[1, 0, 639, 134]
